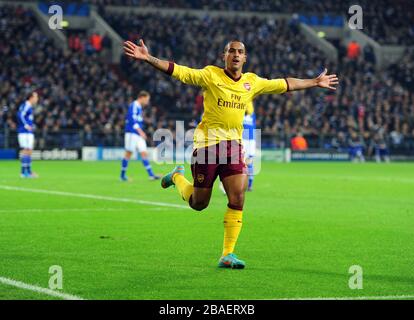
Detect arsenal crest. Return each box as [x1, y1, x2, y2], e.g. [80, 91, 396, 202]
[197, 174, 205, 183]
[243, 82, 251, 91]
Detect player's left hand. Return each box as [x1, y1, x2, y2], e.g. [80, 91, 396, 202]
[315, 68, 339, 90]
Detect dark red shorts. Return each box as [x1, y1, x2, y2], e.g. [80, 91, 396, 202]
[191, 140, 247, 188]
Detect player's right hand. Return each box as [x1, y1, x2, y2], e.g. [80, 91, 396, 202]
[136, 128, 147, 140]
[123, 39, 149, 61]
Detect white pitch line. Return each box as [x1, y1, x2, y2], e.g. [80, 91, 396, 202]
[0, 185, 189, 210]
[276, 295, 414, 300]
[0, 276, 84, 300]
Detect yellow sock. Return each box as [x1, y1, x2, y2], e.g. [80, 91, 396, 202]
[222, 207, 243, 256]
[173, 173, 194, 203]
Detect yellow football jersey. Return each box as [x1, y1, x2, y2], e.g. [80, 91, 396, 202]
[171, 64, 288, 148]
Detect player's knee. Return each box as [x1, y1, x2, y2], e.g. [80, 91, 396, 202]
[190, 199, 210, 211]
[124, 151, 132, 160]
[192, 202, 209, 212]
[228, 192, 244, 208]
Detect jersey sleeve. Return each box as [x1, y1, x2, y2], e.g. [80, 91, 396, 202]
[133, 108, 142, 129]
[171, 64, 211, 88]
[19, 110, 27, 126]
[254, 76, 288, 97]
[19, 105, 30, 126]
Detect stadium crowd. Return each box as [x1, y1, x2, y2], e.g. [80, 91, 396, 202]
[0, 5, 171, 148]
[105, 10, 414, 153]
[1, 4, 413, 156]
[17, 0, 414, 45]
[95, 0, 414, 45]
[388, 47, 414, 92]
[23, 0, 414, 44]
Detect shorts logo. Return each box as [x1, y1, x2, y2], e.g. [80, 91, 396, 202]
[243, 82, 251, 91]
[197, 174, 205, 183]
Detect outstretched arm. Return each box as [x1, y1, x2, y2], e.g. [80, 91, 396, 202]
[123, 38, 209, 87]
[286, 68, 339, 91]
[123, 39, 172, 74]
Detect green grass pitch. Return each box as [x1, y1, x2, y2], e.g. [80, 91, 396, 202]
[0, 160, 413, 300]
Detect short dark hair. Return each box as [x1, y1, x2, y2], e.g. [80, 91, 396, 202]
[137, 90, 150, 98]
[223, 40, 246, 53]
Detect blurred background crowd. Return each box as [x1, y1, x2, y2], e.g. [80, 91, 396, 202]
[1, 1, 413, 156]
[96, 0, 414, 45]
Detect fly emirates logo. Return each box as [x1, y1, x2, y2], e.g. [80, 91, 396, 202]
[217, 94, 246, 110]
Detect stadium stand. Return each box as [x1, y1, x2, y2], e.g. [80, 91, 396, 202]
[96, 0, 414, 45]
[388, 47, 414, 91]
[0, 2, 413, 157]
[104, 9, 414, 153]
[1, 5, 141, 148]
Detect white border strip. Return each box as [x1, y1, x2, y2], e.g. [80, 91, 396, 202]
[0, 185, 189, 209]
[0, 276, 84, 300]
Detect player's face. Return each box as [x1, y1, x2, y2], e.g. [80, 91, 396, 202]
[140, 96, 150, 107]
[223, 42, 247, 72]
[31, 93, 39, 105]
